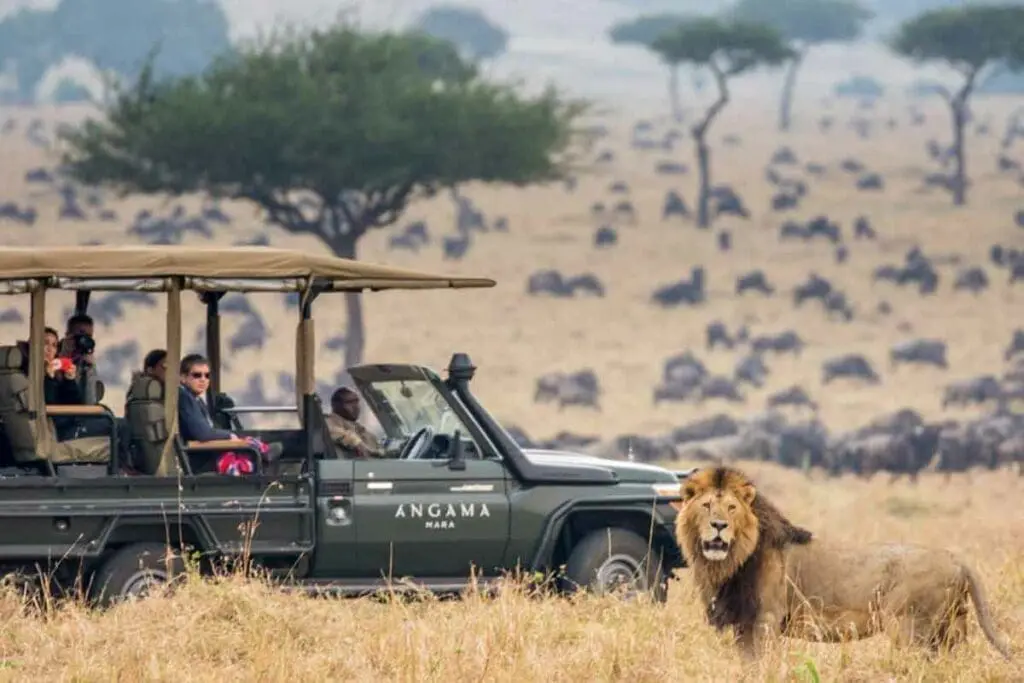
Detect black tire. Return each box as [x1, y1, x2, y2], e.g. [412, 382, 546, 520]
[560, 527, 669, 603]
[89, 543, 187, 607]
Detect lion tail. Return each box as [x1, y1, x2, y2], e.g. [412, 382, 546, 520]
[963, 564, 1012, 660]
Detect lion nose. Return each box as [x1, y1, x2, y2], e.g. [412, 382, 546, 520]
[710, 520, 728, 532]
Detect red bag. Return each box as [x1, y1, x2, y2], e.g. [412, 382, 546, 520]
[217, 453, 254, 476]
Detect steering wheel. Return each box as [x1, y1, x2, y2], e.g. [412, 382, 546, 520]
[399, 426, 436, 460]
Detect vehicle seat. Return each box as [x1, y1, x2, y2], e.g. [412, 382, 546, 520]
[0, 345, 110, 469]
[125, 373, 169, 475]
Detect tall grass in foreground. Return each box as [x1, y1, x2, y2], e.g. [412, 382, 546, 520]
[0, 464, 1020, 682]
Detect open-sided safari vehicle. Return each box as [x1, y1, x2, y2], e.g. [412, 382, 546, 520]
[0, 245, 687, 605]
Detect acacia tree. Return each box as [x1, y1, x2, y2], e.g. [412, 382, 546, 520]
[893, 6, 1024, 206]
[413, 5, 509, 63]
[608, 14, 688, 121]
[652, 18, 793, 228]
[729, 0, 872, 131]
[59, 23, 584, 367]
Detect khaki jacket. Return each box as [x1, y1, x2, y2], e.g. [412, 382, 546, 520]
[325, 413, 384, 457]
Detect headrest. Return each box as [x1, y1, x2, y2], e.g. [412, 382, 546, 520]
[129, 374, 165, 401]
[0, 345, 24, 371]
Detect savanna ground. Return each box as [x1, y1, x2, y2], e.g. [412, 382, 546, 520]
[0, 86, 1023, 680]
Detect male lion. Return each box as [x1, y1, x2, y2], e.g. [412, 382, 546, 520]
[675, 465, 1012, 661]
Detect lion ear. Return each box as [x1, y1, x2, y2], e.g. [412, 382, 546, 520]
[739, 484, 756, 506]
[681, 484, 697, 501]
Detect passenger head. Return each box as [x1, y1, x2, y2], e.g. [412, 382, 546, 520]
[62, 313, 96, 360]
[43, 326, 60, 362]
[331, 387, 361, 420]
[65, 313, 94, 338]
[180, 354, 211, 397]
[143, 348, 167, 383]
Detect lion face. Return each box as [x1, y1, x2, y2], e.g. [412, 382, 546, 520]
[688, 489, 757, 561]
[678, 467, 760, 566]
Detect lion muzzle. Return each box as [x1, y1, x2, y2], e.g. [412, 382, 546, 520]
[702, 520, 731, 560]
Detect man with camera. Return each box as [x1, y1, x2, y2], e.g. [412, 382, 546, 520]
[59, 313, 101, 405]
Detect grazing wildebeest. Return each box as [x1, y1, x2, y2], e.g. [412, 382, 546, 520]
[890, 338, 949, 370]
[822, 353, 880, 384]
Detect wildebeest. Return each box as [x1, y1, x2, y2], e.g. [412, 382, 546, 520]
[890, 338, 948, 370]
[822, 353, 880, 384]
[534, 370, 601, 410]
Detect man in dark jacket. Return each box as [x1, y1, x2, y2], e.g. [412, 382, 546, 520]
[178, 354, 238, 443]
[178, 354, 282, 470]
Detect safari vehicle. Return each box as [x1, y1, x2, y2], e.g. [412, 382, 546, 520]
[0, 246, 688, 605]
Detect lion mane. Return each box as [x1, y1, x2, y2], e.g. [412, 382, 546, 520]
[675, 465, 1012, 661]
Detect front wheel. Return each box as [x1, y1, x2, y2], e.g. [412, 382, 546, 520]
[89, 542, 187, 607]
[560, 527, 669, 603]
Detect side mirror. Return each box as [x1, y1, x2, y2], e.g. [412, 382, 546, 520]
[95, 380, 105, 403]
[448, 430, 466, 471]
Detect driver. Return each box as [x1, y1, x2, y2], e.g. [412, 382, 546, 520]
[325, 387, 386, 459]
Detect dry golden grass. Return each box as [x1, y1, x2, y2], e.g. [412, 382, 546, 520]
[0, 462, 1018, 682]
[1, 93, 1023, 681]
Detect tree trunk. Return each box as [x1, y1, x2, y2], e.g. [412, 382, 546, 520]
[778, 51, 804, 133]
[695, 133, 711, 229]
[949, 71, 978, 207]
[668, 65, 682, 123]
[950, 100, 967, 206]
[331, 236, 366, 368]
[692, 65, 730, 230]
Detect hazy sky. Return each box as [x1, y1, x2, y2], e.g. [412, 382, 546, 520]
[0, 0, 970, 108]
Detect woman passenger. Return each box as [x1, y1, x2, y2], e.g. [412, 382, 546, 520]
[43, 326, 84, 440]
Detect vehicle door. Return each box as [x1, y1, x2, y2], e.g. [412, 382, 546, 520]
[347, 364, 511, 580]
[351, 456, 509, 579]
[312, 458, 359, 576]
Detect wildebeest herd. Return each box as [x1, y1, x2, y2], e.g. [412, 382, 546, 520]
[1, 95, 1023, 480]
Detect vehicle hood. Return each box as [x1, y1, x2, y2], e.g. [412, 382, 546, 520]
[521, 448, 678, 484]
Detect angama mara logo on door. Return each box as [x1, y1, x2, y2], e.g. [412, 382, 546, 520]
[395, 502, 491, 529]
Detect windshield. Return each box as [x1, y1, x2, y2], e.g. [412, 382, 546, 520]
[359, 378, 472, 439]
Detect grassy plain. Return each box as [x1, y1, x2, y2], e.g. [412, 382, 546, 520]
[0, 463, 1018, 681]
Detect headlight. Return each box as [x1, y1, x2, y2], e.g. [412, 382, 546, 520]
[651, 482, 682, 498]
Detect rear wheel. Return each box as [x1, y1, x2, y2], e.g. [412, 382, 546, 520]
[89, 543, 187, 607]
[560, 527, 668, 603]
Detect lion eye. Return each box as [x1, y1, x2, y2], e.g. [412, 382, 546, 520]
[702, 501, 711, 510]
[728, 504, 736, 512]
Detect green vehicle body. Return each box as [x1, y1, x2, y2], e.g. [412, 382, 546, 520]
[0, 353, 690, 601]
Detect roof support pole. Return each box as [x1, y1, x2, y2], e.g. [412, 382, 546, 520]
[199, 291, 225, 405]
[28, 283, 55, 475]
[156, 278, 183, 477]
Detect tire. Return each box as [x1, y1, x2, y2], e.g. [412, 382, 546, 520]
[560, 527, 669, 603]
[89, 542, 187, 607]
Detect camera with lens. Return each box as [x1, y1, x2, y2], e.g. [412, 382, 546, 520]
[70, 333, 95, 358]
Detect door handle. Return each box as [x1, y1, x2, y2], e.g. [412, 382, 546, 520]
[321, 497, 352, 527]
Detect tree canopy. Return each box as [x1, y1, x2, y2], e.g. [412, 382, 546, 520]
[412, 5, 509, 62]
[58, 22, 584, 365]
[0, 0, 230, 101]
[891, 5, 1024, 75]
[651, 17, 794, 76]
[607, 14, 688, 47]
[728, 0, 872, 45]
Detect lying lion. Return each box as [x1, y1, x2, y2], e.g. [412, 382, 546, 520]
[675, 465, 1012, 661]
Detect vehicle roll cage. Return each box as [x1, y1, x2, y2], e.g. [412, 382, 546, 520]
[0, 246, 495, 476]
